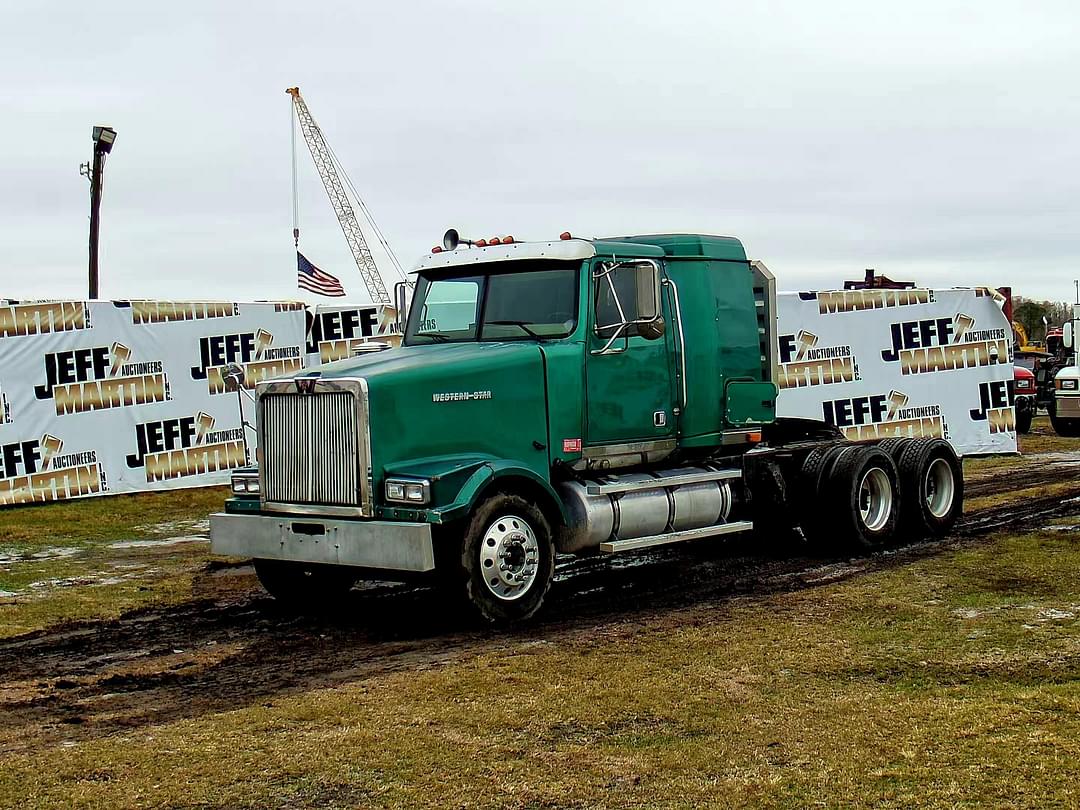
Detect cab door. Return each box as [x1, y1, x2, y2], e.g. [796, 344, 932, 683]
[584, 258, 678, 447]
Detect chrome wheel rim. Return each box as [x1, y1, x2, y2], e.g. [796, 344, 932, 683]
[479, 515, 539, 601]
[858, 467, 893, 532]
[925, 458, 955, 518]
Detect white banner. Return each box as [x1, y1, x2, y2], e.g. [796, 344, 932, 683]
[0, 289, 1011, 507]
[0, 299, 401, 507]
[305, 303, 400, 366]
[0, 300, 314, 506]
[775, 287, 1017, 456]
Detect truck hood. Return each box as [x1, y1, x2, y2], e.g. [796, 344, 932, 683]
[288, 341, 553, 491]
[303, 341, 526, 383]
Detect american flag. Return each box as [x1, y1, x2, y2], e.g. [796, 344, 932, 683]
[297, 252, 345, 297]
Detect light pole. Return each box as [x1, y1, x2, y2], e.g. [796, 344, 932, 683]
[84, 126, 116, 299]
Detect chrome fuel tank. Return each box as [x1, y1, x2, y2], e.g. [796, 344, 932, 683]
[556, 467, 736, 553]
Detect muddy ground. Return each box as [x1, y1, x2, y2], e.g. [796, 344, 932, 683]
[1, 451, 1077, 757]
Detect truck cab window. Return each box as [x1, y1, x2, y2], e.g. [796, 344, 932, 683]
[405, 261, 580, 345]
[408, 277, 482, 342]
[480, 267, 578, 340]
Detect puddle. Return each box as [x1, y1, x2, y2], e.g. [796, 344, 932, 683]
[0, 547, 83, 565]
[133, 519, 210, 536]
[1037, 608, 1076, 621]
[21, 567, 161, 595]
[952, 608, 988, 619]
[108, 537, 208, 550]
[1029, 451, 1080, 464]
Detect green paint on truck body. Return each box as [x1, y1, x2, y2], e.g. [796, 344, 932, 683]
[238, 234, 777, 526]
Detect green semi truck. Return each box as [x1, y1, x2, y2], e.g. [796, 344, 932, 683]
[210, 232, 964, 622]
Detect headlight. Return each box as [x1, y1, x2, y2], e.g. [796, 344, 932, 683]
[1057, 378, 1078, 391]
[385, 478, 430, 505]
[230, 470, 260, 495]
[1016, 379, 1033, 390]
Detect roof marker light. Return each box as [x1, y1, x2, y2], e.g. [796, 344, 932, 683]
[490, 237, 500, 245]
[559, 231, 572, 240]
[502, 236, 514, 244]
[475, 238, 488, 247]
[431, 246, 443, 253]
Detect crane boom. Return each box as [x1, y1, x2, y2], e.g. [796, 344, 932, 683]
[287, 87, 390, 305]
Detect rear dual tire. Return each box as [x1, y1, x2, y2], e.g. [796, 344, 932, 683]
[822, 445, 900, 552]
[799, 438, 962, 552]
[890, 438, 963, 539]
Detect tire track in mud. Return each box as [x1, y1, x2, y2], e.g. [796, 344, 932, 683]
[1, 477, 1079, 755]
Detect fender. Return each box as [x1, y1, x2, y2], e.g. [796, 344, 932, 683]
[427, 460, 568, 525]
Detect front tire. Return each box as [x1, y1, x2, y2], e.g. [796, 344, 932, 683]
[1050, 401, 1080, 437]
[252, 559, 358, 606]
[1016, 409, 1033, 434]
[461, 494, 555, 624]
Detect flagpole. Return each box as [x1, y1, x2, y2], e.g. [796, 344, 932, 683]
[290, 100, 300, 249]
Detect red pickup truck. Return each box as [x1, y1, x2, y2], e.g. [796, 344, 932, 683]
[1014, 364, 1036, 434]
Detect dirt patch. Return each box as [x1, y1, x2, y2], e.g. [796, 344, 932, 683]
[1, 467, 1077, 757]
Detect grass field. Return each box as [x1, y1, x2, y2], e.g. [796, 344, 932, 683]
[0, 487, 226, 638]
[1, 420, 1078, 808]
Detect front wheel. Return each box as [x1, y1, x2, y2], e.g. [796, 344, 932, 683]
[1016, 408, 1033, 434]
[252, 559, 358, 606]
[460, 494, 555, 624]
[1050, 405, 1080, 437]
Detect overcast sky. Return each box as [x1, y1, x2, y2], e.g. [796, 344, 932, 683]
[3, 1, 1079, 303]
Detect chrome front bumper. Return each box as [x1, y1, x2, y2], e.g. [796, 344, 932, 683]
[210, 513, 435, 572]
[1057, 395, 1080, 419]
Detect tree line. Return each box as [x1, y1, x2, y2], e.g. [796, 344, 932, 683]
[1013, 297, 1073, 344]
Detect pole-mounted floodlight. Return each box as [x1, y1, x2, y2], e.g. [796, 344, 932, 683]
[92, 126, 117, 153]
[87, 125, 116, 298]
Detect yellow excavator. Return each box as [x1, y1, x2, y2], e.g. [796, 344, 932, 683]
[1012, 320, 1044, 352]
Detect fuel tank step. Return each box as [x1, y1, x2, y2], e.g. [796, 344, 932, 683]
[598, 520, 754, 554]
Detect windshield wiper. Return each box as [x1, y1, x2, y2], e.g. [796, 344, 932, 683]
[485, 320, 542, 339]
[416, 332, 450, 343]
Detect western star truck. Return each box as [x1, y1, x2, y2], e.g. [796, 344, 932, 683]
[1050, 309, 1080, 436]
[211, 232, 964, 622]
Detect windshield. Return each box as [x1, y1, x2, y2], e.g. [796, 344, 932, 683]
[404, 259, 580, 345]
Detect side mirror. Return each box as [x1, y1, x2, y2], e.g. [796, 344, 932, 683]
[393, 281, 410, 335]
[640, 316, 666, 341]
[222, 362, 245, 393]
[634, 261, 662, 321]
[1065, 322, 1074, 349]
[350, 341, 391, 356]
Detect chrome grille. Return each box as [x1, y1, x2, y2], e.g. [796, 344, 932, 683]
[260, 391, 360, 507]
